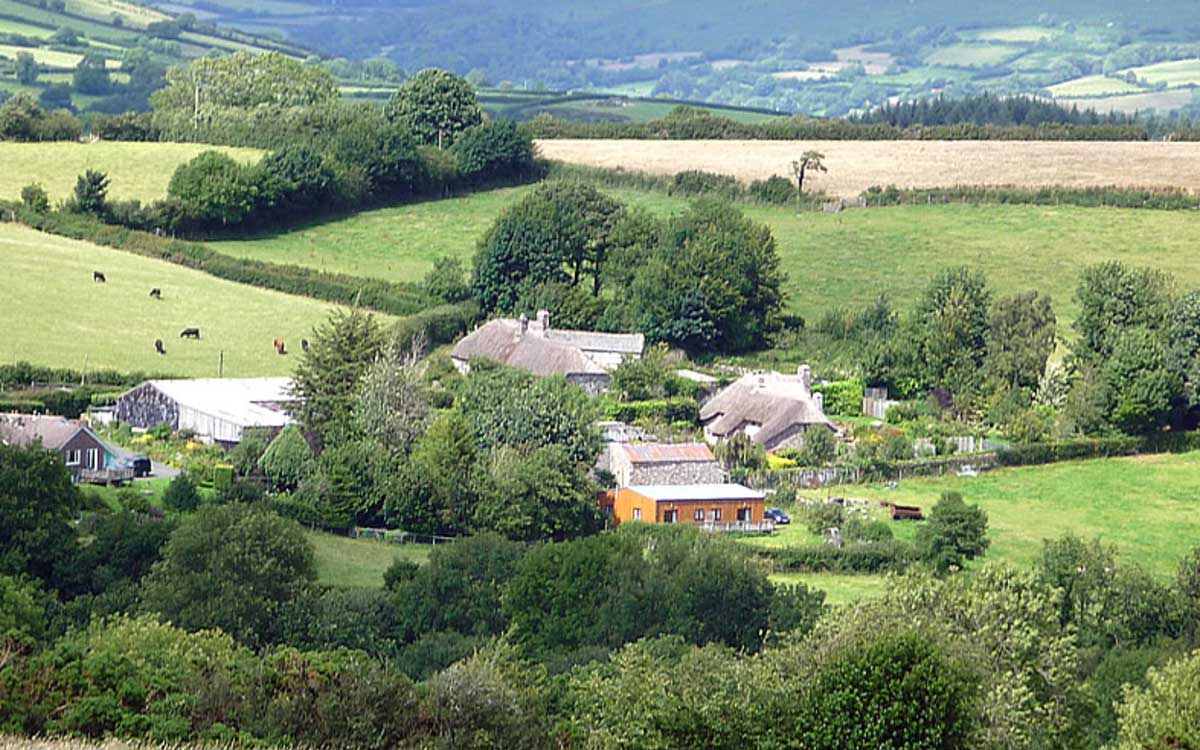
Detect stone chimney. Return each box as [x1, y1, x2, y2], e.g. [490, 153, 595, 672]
[536, 309, 550, 335]
[516, 313, 529, 340]
[797, 364, 812, 393]
[813, 391, 824, 413]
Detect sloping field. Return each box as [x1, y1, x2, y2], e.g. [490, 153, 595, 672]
[0, 142, 263, 203]
[1047, 74, 1143, 97]
[0, 224, 359, 377]
[537, 139, 1200, 198]
[1055, 89, 1196, 114]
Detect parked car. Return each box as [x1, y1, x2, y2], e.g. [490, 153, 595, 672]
[118, 455, 152, 478]
[764, 507, 791, 525]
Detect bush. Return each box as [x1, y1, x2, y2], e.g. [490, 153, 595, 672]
[212, 464, 233, 492]
[812, 378, 864, 416]
[748, 175, 796, 204]
[996, 437, 1141, 467]
[760, 539, 918, 574]
[668, 169, 741, 200]
[161, 473, 200, 512]
[804, 501, 844, 535]
[598, 396, 698, 425]
[19, 183, 48, 212]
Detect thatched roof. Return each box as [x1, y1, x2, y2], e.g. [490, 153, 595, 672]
[452, 311, 642, 378]
[700, 368, 833, 448]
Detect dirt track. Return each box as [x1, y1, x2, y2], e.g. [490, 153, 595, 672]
[536, 139, 1200, 198]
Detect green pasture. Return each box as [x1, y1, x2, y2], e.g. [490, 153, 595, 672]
[213, 185, 1200, 331]
[0, 18, 54, 37]
[749, 450, 1200, 604]
[924, 43, 1020, 68]
[1055, 89, 1195, 113]
[1048, 74, 1144, 97]
[972, 26, 1056, 43]
[306, 531, 430, 588]
[0, 223, 359, 377]
[0, 142, 263, 203]
[1122, 58, 1200, 88]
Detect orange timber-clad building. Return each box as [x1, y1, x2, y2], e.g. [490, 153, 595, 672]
[607, 484, 766, 525]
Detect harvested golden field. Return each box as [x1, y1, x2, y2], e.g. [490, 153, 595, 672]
[536, 139, 1200, 198]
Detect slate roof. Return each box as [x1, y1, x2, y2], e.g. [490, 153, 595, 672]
[622, 443, 716, 464]
[141, 378, 294, 428]
[700, 370, 833, 448]
[0, 413, 94, 450]
[626, 484, 766, 502]
[451, 313, 643, 377]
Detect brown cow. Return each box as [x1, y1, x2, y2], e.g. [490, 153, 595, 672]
[274, 337, 287, 355]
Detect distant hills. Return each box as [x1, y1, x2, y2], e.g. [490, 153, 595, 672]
[147, 0, 1200, 117]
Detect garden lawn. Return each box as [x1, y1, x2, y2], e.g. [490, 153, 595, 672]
[770, 572, 891, 607]
[0, 141, 262, 203]
[213, 185, 1200, 331]
[306, 531, 429, 588]
[0, 223, 364, 377]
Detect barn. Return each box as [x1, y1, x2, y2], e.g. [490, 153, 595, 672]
[114, 378, 295, 444]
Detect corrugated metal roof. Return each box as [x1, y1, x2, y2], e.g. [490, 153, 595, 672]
[623, 443, 716, 464]
[626, 484, 765, 502]
[138, 378, 294, 429]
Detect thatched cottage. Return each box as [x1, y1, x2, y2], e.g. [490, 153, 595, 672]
[700, 365, 834, 452]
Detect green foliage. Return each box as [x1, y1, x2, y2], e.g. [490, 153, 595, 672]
[504, 526, 772, 658]
[385, 68, 483, 147]
[473, 445, 602, 542]
[598, 396, 698, 425]
[0, 444, 79, 586]
[812, 377, 864, 416]
[161, 473, 200, 512]
[790, 634, 978, 750]
[14, 52, 37, 86]
[140, 503, 316, 647]
[457, 365, 602, 464]
[713, 432, 766, 473]
[0, 93, 82, 142]
[914, 266, 992, 396]
[72, 169, 110, 215]
[167, 150, 262, 227]
[916, 492, 990, 573]
[472, 181, 624, 312]
[354, 335, 430, 456]
[608, 343, 681, 401]
[291, 308, 385, 441]
[154, 51, 337, 114]
[19, 183, 48, 213]
[73, 53, 111, 95]
[259, 424, 314, 492]
[451, 120, 536, 183]
[1104, 328, 1183, 435]
[423, 256, 472, 304]
[804, 501, 845, 536]
[624, 199, 785, 352]
[228, 428, 268, 476]
[986, 290, 1057, 389]
[387, 410, 478, 534]
[768, 582, 826, 637]
[1075, 261, 1175, 361]
[1115, 649, 1200, 750]
[0, 575, 45, 646]
[797, 426, 837, 466]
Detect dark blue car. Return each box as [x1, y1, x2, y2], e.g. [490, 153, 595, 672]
[764, 507, 791, 525]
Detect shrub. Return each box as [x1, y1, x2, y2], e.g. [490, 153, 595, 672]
[161, 473, 200, 512]
[19, 183, 48, 213]
[759, 539, 918, 574]
[259, 425, 314, 491]
[668, 170, 741, 199]
[748, 175, 796, 204]
[804, 501, 845, 536]
[212, 464, 234, 492]
[812, 378, 864, 416]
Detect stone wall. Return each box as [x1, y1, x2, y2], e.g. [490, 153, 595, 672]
[628, 461, 727, 486]
[114, 383, 178, 431]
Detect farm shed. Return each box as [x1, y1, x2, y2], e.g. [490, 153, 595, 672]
[452, 309, 644, 394]
[114, 378, 294, 444]
[0, 413, 121, 482]
[700, 365, 834, 452]
[606, 483, 766, 529]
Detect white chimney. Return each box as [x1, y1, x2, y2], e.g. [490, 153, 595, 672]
[519, 313, 529, 336]
[813, 391, 824, 413]
[797, 364, 812, 392]
[536, 309, 550, 335]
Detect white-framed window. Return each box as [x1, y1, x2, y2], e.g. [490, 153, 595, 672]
[694, 508, 705, 521]
[65, 449, 81, 466]
[664, 509, 679, 524]
[86, 448, 98, 469]
[737, 507, 751, 521]
[711, 508, 722, 521]
[633, 508, 642, 521]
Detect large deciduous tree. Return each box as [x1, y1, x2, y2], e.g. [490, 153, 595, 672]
[385, 68, 482, 147]
[916, 492, 990, 573]
[472, 181, 624, 313]
[913, 266, 992, 396]
[167, 151, 260, 226]
[1074, 261, 1174, 361]
[140, 503, 316, 647]
[625, 199, 785, 353]
[152, 51, 338, 119]
[986, 290, 1056, 390]
[0, 445, 79, 588]
[353, 332, 430, 456]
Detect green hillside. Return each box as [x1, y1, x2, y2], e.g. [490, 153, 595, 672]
[0, 223, 363, 377]
[211, 185, 1200, 331]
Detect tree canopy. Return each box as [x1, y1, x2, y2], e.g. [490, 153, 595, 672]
[385, 68, 482, 147]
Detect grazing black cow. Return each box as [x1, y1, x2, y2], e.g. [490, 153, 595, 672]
[149, 288, 162, 299]
[155, 339, 166, 355]
[301, 339, 310, 352]
[93, 271, 106, 283]
[180, 328, 201, 339]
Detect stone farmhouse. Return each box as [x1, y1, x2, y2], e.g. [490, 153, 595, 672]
[115, 378, 294, 445]
[700, 365, 834, 452]
[451, 310, 644, 394]
[0, 413, 121, 482]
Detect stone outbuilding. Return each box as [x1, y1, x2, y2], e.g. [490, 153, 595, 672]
[700, 365, 834, 452]
[451, 310, 644, 394]
[602, 442, 727, 487]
